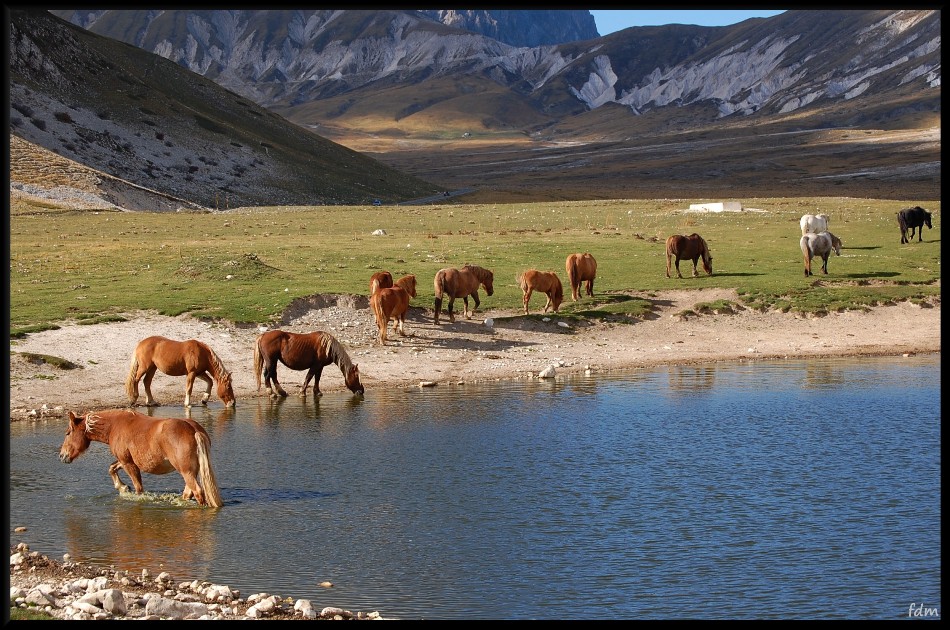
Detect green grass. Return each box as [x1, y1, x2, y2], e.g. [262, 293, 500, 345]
[8, 197, 940, 332]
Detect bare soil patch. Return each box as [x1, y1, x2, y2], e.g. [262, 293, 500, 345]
[9, 289, 940, 419]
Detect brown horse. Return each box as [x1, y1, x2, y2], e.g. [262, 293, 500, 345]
[665, 233, 713, 279]
[253, 330, 364, 397]
[518, 269, 564, 314]
[433, 264, 494, 324]
[59, 409, 224, 508]
[565, 253, 597, 301]
[369, 270, 394, 295]
[125, 336, 235, 408]
[371, 274, 417, 345]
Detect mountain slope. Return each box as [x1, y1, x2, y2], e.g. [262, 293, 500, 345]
[9, 9, 440, 209]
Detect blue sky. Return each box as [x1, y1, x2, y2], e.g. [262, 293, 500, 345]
[590, 10, 787, 36]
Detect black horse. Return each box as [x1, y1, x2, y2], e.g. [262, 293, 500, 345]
[898, 206, 933, 244]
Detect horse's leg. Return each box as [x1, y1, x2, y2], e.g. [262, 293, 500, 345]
[300, 367, 317, 396]
[269, 366, 288, 397]
[469, 293, 480, 318]
[675, 257, 683, 279]
[108, 461, 131, 494]
[184, 372, 196, 407]
[196, 372, 213, 405]
[447, 296, 456, 323]
[118, 460, 145, 495]
[523, 288, 532, 314]
[691, 256, 699, 278]
[821, 253, 829, 274]
[142, 366, 159, 406]
[179, 470, 205, 506]
[586, 278, 594, 297]
[311, 365, 326, 397]
[666, 253, 672, 279]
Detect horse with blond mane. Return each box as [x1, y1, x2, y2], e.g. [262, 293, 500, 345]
[371, 274, 417, 344]
[254, 330, 364, 397]
[59, 409, 224, 508]
[665, 233, 713, 279]
[433, 264, 494, 324]
[125, 336, 235, 408]
[369, 270, 394, 295]
[565, 253, 597, 301]
[518, 269, 564, 314]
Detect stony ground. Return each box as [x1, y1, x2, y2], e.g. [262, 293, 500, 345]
[9, 287, 941, 419]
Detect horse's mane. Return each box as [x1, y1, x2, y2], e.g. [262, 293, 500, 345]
[319, 333, 354, 375]
[199, 341, 231, 382]
[83, 413, 105, 438]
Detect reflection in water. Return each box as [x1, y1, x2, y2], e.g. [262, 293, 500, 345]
[802, 361, 847, 389]
[667, 365, 716, 393]
[63, 498, 220, 581]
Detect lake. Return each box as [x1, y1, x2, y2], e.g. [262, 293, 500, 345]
[9, 355, 941, 620]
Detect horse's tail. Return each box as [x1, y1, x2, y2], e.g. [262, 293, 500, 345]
[517, 271, 527, 293]
[124, 353, 139, 403]
[252, 336, 263, 391]
[433, 270, 445, 322]
[897, 210, 908, 233]
[370, 292, 387, 343]
[195, 431, 223, 508]
[566, 257, 577, 291]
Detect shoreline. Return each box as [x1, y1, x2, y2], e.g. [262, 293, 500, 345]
[8, 288, 941, 419]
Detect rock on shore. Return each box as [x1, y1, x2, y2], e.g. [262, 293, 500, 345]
[9, 543, 383, 620]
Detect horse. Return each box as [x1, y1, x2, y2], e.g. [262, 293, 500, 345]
[125, 336, 235, 408]
[433, 264, 494, 324]
[898, 206, 933, 243]
[565, 253, 597, 301]
[253, 330, 364, 397]
[800, 213, 830, 235]
[800, 231, 842, 276]
[59, 409, 224, 508]
[369, 270, 394, 295]
[371, 274, 417, 344]
[518, 269, 564, 314]
[666, 233, 713, 278]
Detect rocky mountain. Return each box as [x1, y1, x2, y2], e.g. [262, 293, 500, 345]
[50, 9, 939, 133]
[418, 10, 599, 47]
[8, 9, 440, 209]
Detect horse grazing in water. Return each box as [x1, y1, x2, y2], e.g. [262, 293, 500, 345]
[800, 213, 830, 235]
[254, 330, 364, 397]
[369, 270, 394, 295]
[59, 409, 223, 508]
[518, 269, 564, 314]
[666, 233, 713, 279]
[898, 206, 933, 243]
[433, 264, 494, 324]
[371, 274, 417, 345]
[125, 336, 235, 408]
[565, 253, 597, 301]
[800, 231, 842, 276]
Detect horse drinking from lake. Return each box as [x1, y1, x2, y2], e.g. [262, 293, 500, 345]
[59, 409, 223, 508]
[565, 253, 597, 301]
[800, 231, 842, 276]
[898, 206, 933, 243]
[371, 274, 417, 344]
[666, 233, 713, 279]
[433, 264, 494, 324]
[254, 330, 364, 397]
[518, 269, 564, 314]
[369, 270, 394, 295]
[125, 336, 235, 408]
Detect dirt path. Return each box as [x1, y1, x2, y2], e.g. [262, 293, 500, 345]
[9, 288, 940, 419]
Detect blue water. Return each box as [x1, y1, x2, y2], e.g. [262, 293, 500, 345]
[8, 355, 941, 619]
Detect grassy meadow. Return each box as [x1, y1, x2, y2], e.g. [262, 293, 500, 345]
[8, 197, 940, 334]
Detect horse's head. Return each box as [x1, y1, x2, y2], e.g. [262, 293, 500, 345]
[401, 275, 418, 298]
[60, 411, 91, 464]
[217, 372, 236, 408]
[923, 209, 933, 229]
[701, 242, 713, 276]
[481, 269, 494, 296]
[830, 234, 842, 256]
[346, 364, 365, 396]
[551, 278, 564, 311]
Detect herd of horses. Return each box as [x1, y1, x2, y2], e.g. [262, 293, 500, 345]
[58, 205, 934, 507]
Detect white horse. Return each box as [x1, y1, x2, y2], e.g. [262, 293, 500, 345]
[800, 231, 842, 276]
[800, 213, 830, 235]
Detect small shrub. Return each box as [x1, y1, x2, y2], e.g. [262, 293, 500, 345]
[54, 111, 74, 123]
